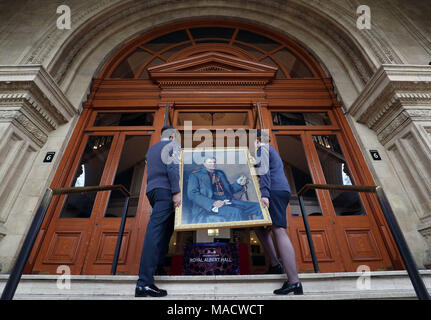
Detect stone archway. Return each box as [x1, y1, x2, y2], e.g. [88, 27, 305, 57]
[26, 18, 404, 275]
[3, 0, 430, 274]
[19, 0, 403, 107]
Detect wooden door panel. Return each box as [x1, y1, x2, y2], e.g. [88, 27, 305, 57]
[288, 217, 345, 273]
[92, 230, 130, 265]
[343, 228, 382, 261]
[297, 229, 335, 263]
[335, 216, 394, 270]
[42, 231, 85, 264]
[82, 220, 136, 274]
[32, 220, 93, 274]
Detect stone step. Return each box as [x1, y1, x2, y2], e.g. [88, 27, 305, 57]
[1, 270, 430, 300]
[9, 291, 419, 300]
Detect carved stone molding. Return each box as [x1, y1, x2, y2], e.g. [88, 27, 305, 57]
[349, 65, 431, 144]
[384, 0, 431, 56]
[376, 111, 409, 145]
[17, 0, 403, 88]
[0, 65, 77, 146]
[0, 65, 76, 122]
[405, 109, 431, 120]
[374, 108, 431, 145]
[0, 109, 48, 146]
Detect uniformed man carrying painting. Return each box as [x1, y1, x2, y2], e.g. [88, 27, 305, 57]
[135, 125, 181, 298]
[253, 130, 303, 295]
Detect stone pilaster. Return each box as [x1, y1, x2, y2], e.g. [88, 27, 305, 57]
[350, 64, 431, 268]
[418, 223, 431, 269]
[0, 65, 76, 251]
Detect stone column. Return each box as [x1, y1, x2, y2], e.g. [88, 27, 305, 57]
[350, 65, 431, 268]
[0, 65, 76, 272]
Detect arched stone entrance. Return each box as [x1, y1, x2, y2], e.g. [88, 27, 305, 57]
[27, 19, 401, 275]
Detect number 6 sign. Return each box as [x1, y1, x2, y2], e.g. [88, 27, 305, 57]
[43, 152, 56, 163]
[369, 150, 382, 161]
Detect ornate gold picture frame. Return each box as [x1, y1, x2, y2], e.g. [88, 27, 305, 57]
[174, 147, 272, 231]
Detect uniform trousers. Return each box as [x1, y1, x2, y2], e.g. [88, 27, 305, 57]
[137, 188, 174, 287]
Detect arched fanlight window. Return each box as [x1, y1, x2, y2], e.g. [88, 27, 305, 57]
[108, 24, 319, 79]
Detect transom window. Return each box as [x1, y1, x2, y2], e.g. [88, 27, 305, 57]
[177, 112, 250, 126]
[109, 26, 316, 79]
[93, 112, 154, 127]
[272, 112, 332, 126]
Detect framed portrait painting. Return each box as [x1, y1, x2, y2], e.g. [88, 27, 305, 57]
[174, 147, 272, 231]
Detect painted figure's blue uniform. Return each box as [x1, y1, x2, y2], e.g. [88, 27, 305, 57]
[187, 167, 262, 224]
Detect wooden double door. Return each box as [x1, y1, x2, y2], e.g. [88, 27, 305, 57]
[273, 130, 394, 273]
[29, 107, 397, 275]
[31, 130, 154, 275]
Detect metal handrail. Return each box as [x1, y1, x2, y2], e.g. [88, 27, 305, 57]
[52, 184, 130, 197]
[297, 183, 430, 300]
[1, 184, 130, 300]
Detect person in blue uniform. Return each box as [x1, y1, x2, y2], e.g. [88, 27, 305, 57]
[253, 131, 303, 295]
[187, 157, 263, 224]
[135, 125, 181, 298]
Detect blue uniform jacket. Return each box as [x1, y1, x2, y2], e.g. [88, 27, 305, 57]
[256, 144, 291, 198]
[145, 140, 181, 194]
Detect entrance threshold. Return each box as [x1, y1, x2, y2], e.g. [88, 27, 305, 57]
[2, 271, 429, 300]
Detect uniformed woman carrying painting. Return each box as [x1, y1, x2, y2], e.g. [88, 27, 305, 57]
[253, 130, 303, 295]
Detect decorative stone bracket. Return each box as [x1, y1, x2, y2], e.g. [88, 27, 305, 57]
[349, 65, 431, 145]
[0, 65, 76, 146]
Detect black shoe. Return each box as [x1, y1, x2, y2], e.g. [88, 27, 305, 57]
[155, 266, 168, 275]
[135, 284, 168, 297]
[274, 281, 303, 295]
[266, 263, 284, 274]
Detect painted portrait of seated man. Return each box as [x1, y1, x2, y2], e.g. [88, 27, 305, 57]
[187, 157, 263, 224]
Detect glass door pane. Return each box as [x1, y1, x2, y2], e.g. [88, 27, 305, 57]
[59, 135, 114, 218]
[104, 135, 151, 217]
[312, 134, 366, 216]
[275, 135, 322, 216]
